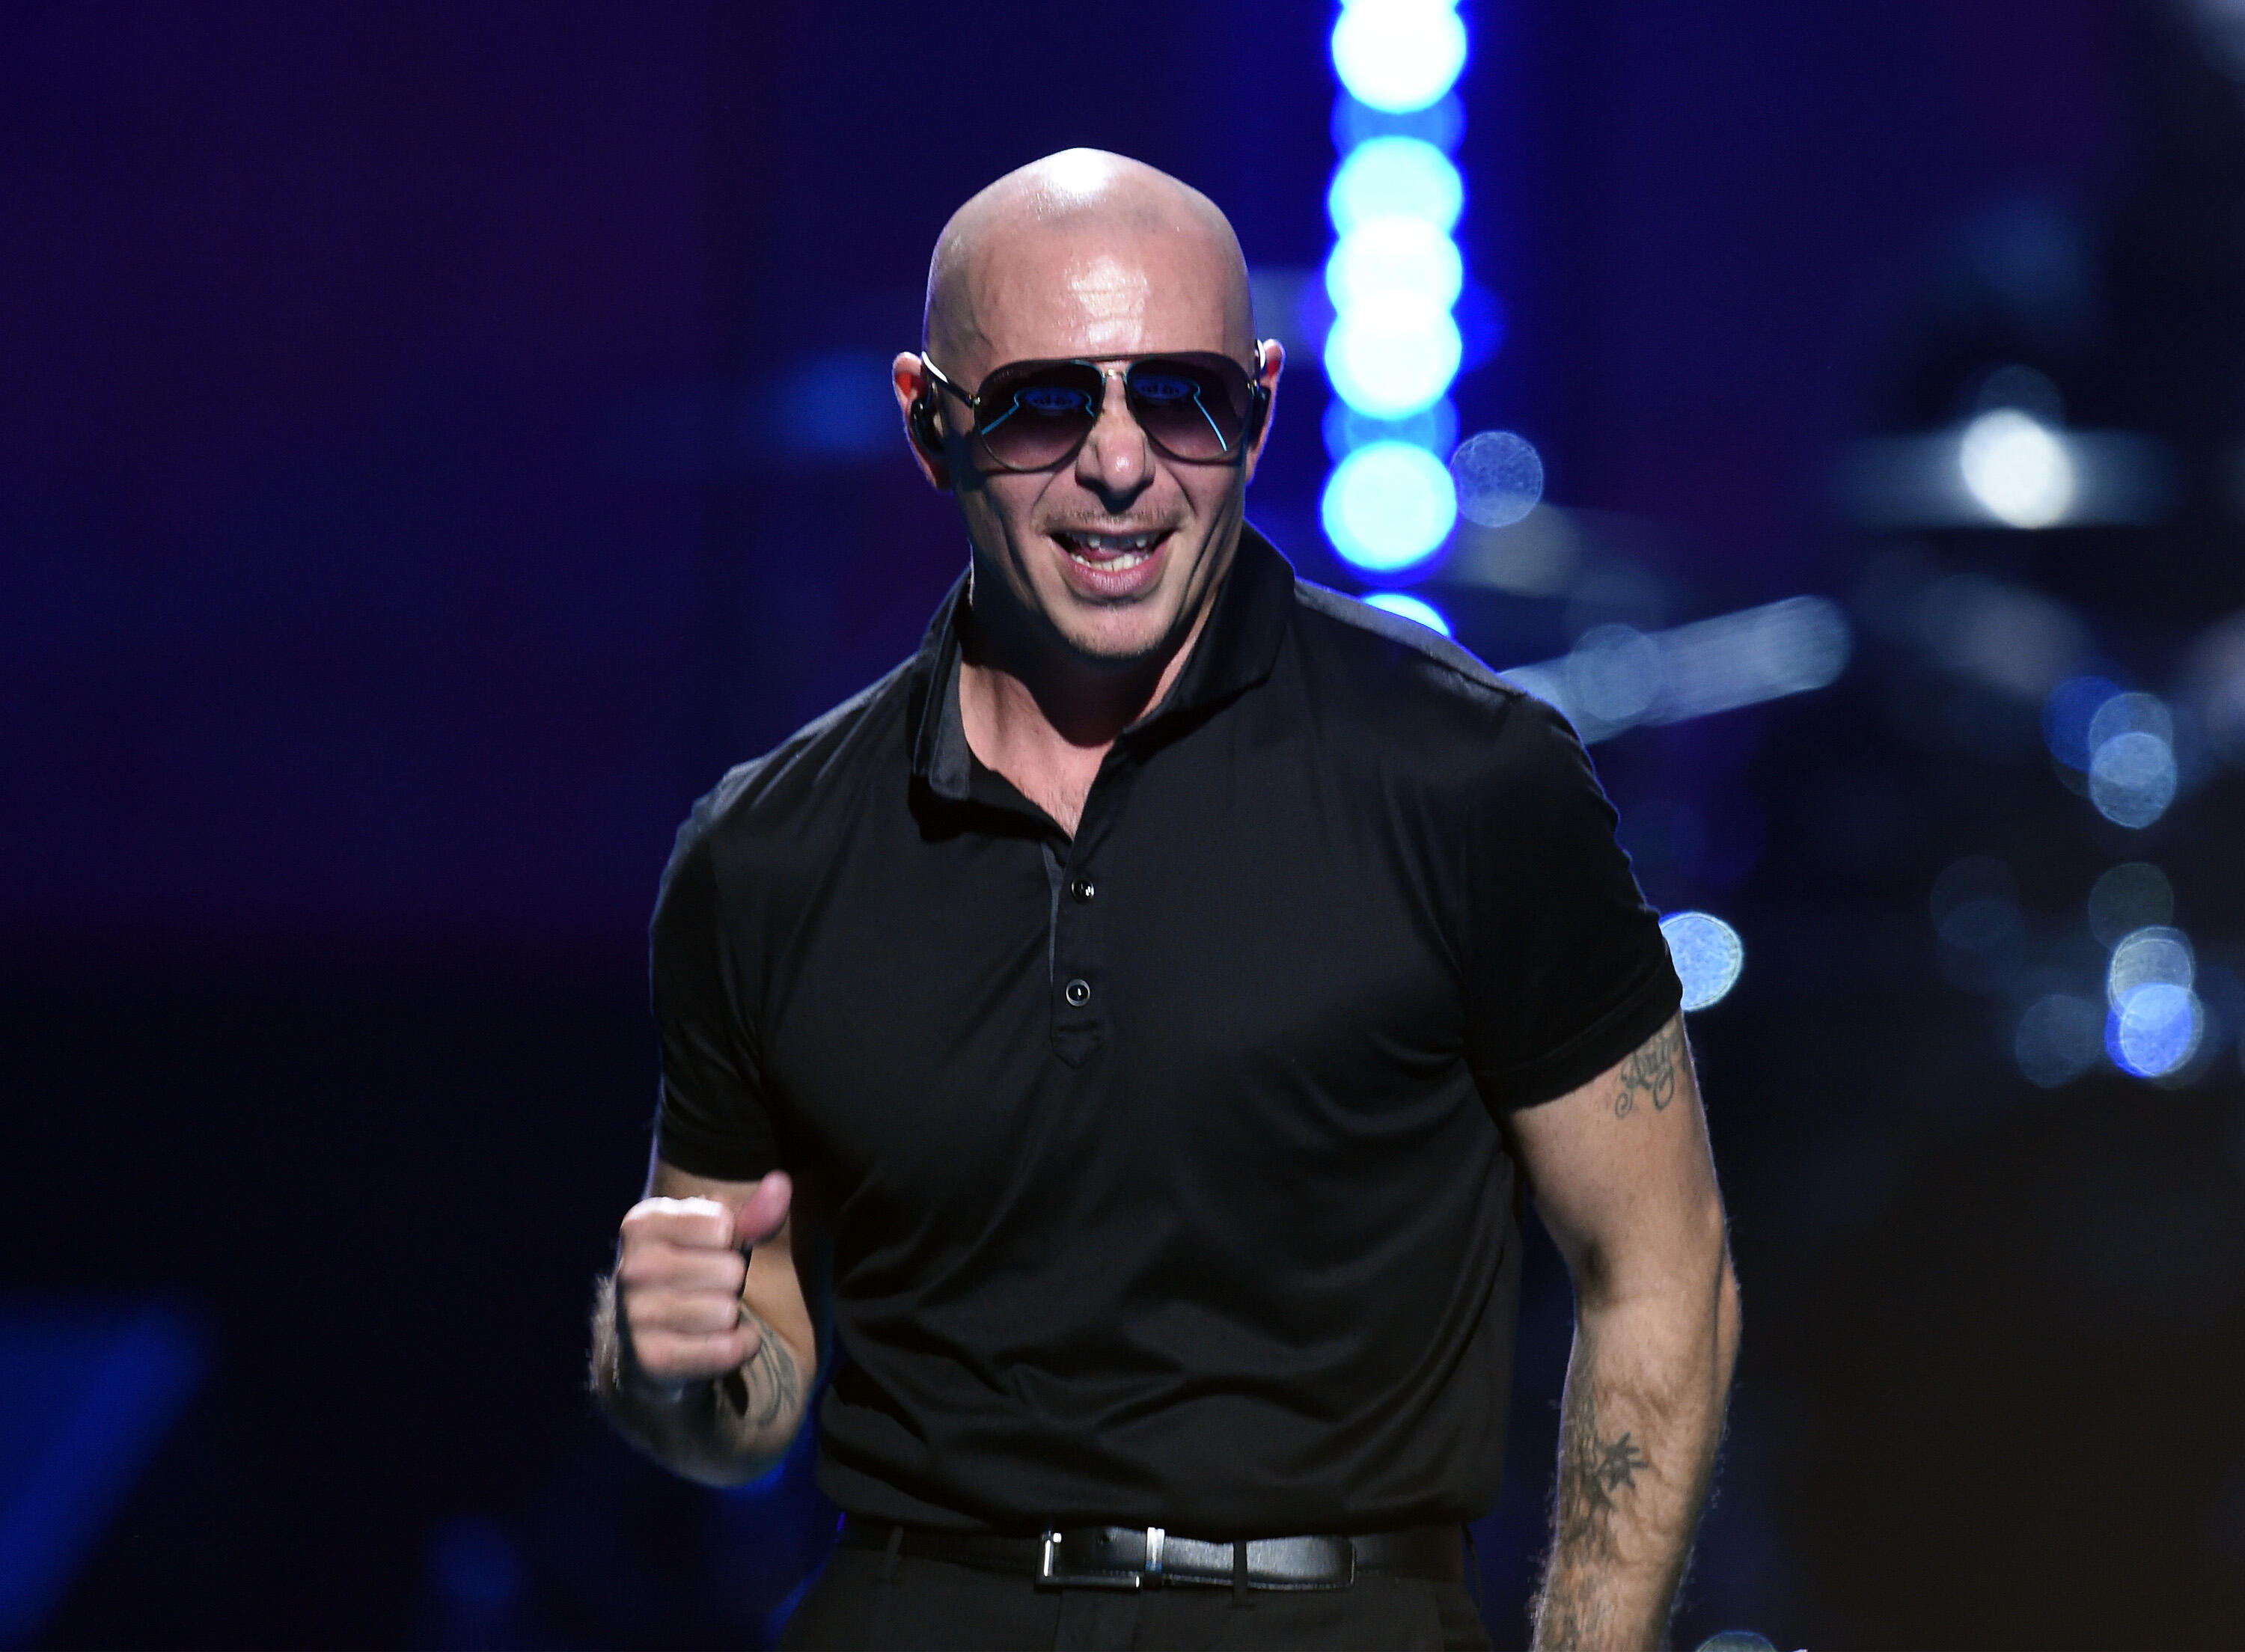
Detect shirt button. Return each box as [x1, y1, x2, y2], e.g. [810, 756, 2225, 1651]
[1069, 878, 1095, 903]
[1063, 977, 1091, 1007]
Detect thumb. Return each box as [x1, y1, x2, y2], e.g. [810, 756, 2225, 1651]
[730, 1170, 792, 1252]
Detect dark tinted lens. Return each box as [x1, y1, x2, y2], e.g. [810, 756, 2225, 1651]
[974, 363, 1102, 468]
[1126, 356, 1252, 459]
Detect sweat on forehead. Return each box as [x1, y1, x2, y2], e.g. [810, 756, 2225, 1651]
[923, 148, 1254, 364]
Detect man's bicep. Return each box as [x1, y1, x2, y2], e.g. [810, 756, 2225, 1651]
[1501, 1013, 1725, 1301]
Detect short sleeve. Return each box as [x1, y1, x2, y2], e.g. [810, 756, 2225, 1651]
[1462, 695, 1682, 1110]
[648, 805, 779, 1180]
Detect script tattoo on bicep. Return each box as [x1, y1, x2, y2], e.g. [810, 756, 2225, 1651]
[1612, 1020, 1682, 1119]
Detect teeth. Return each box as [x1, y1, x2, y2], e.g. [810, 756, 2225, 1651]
[1065, 530, 1161, 554]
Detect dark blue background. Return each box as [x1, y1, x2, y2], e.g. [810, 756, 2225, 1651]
[7, 4, 2239, 1647]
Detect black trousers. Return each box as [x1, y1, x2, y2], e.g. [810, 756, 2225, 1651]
[778, 1545, 1497, 1651]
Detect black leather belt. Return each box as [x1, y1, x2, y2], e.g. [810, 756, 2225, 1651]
[839, 1517, 1464, 1591]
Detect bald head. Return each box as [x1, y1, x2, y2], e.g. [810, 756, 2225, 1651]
[924, 150, 1255, 373]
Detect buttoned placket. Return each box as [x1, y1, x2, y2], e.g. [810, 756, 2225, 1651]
[1045, 745, 1136, 1068]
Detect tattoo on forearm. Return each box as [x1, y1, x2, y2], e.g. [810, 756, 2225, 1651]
[1613, 1021, 1682, 1119]
[1557, 1378, 1649, 1560]
[1536, 1365, 1655, 1648]
[723, 1318, 801, 1434]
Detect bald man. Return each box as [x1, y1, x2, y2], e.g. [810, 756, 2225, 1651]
[592, 150, 1739, 1651]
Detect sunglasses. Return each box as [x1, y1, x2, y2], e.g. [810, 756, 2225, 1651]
[921, 345, 1268, 472]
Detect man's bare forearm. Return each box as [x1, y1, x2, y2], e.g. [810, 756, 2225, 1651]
[1533, 1258, 1741, 1651]
[589, 1272, 809, 1486]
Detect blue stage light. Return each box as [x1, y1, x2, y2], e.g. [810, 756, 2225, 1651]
[1331, 0, 1469, 114]
[1323, 1, 1480, 586]
[1333, 91, 1464, 156]
[1365, 591, 1453, 636]
[1326, 217, 1465, 313]
[1322, 397, 1459, 464]
[1322, 440, 1458, 572]
[1325, 299, 1464, 420]
[1327, 138, 1464, 236]
[2108, 982, 2203, 1077]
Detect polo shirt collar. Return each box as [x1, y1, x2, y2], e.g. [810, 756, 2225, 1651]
[907, 524, 1295, 802]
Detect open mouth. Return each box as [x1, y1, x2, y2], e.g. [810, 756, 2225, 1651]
[1053, 528, 1170, 572]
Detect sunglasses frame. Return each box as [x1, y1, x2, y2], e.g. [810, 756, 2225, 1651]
[920, 343, 1270, 473]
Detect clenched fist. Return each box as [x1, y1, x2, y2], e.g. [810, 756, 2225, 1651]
[612, 1172, 792, 1396]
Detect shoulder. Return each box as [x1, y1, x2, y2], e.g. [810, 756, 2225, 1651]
[1283, 580, 1598, 798]
[664, 658, 917, 888]
[1286, 578, 1550, 733]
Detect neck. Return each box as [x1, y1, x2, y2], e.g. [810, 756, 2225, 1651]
[956, 557, 1229, 833]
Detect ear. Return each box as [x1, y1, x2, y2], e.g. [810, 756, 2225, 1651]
[1241, 338, 1285, 484]
[892, 351, 953, 492]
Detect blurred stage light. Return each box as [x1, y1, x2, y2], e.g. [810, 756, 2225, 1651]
[2089, 688, 2174, 749]
[1661, 911, 1744, 1011]
[1916, 572, 2090, 703]
[2042, 674, 2121, 770]
[1568, 625, 1665, 725]
[1324, 7, 1474, 563]
[2088, 863, 2175, 948]
[1326, 137, 1464, 236]
[1324, 299, 1464, 419]
[1364, 591, 1453, 635]
[1321, 440, 1459, 572]
[2108, 982, 2204, 1078]
[1445, 501, 1581, 595]
[1322, 398, 1459, 464]
[2108, 925, 2194, 1006]
[1331, 0, 1469, 114]
[1958, 408, 2077, 527]
[2090, 733, 2178, 827]
[2084, 692, 2178, 828]
[1837, 426, 2173, 530]
[1451, 429, 1545, 527]
[2015, 994, 2106, 1088]
[0, 1303, 209, 1646]
[1333, 91, 1464, 155]
[1500, 597, 1851, 742]
[1326, 217, 1465, 312]
[1657, 597, 1852, 719]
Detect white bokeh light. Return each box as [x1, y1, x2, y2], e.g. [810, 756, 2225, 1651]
[1661, 911, 1744, 1012]
[1325, 298, 1464, 418]
[1958, 408, 2077, 528]
[1322, 440, 1459, 572]
[2089, 731, 2178, 828]
[1327, 137, 1464, 236]
[1331, 0, 1469, 114]
[2107, 926, 2194, 1006]
[1364, 591, 1453, 636]
[1450, 429, 1545, 527]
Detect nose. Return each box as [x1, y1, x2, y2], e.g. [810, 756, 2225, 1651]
[1073, 365, 1152, 503]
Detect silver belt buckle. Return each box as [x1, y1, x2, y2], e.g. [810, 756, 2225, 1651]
[1037, 1525, 1164, 1590]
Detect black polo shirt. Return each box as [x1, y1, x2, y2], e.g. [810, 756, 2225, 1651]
[650, 526, 1679, 1537]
